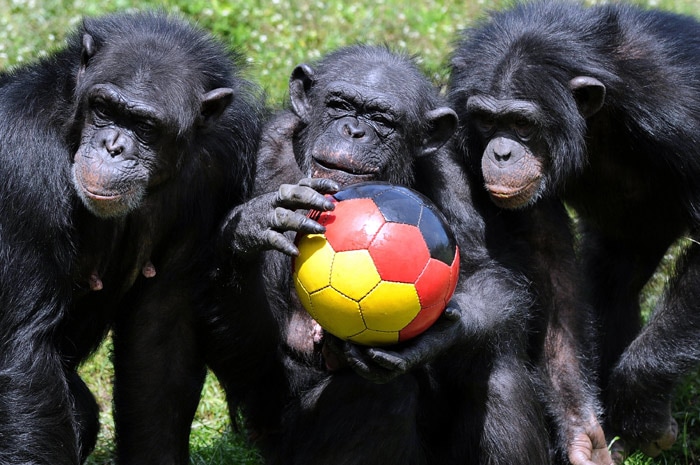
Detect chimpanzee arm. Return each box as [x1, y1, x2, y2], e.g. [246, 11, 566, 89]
[525, 201, 611, 465]
[220, 112, 339, 257]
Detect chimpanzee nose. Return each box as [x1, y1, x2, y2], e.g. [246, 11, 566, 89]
[102, 132, 124, 157]
[340, 118, 365, 138]
[493, 138, 511, 163]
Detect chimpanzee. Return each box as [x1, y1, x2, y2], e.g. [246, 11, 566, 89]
[0, 12, 263, 465]
[449, 1, 700, 463]
[217, 44, 553, 464]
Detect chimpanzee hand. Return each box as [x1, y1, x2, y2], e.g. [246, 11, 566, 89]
[567, 414, 614, 465]
[326, 305, 467, 383]
[221, 177, 339, 257]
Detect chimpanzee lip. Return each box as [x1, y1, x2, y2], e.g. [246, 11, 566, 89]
[79, 183, 133, 201]
[485, 179, 539, 209]
[311, 158, 377, 180]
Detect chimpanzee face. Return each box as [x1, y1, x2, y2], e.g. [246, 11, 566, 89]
[70, 33, 232, 218]
[287, 53, 457, 188]
[466, 94, 548, 209]
[463, 77, 606, 210]
[71, 82, 169, 218]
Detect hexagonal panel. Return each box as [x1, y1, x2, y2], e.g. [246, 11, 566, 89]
[348, 328, 399, 347]
[414, 258, 452, 310]
[399, 305, 443, 342]
[330, 250, 381, 301]
[293, 234, 335, 293]
[369, 223, 429, 283]
[323, 198, 386, 252]
[332, 182, 391, 202]
[360, 281, 421, 331]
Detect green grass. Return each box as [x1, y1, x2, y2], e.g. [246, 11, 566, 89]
[1, 0, 699, 463]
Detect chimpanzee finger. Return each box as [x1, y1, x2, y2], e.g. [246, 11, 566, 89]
[263, 230, 299, 256]
[341, 343, 394, 383]
[442, 305, 461, 321]
[298, 177, 340, 194]
[366, 348, 408, 373]
[271, 207, 326, 234]
[276, 184, 336, 211]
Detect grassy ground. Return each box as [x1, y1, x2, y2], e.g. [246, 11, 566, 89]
[1, 0, 700, 463]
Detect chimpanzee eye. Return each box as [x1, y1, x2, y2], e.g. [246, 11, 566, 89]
[91, 98, 112, 121]
[133, 119, 159, 143]
[370, 112, 394, 128]
[513, 118, 535, 140]
[327, 99, 353, 115]
[474, 114, 496, 137]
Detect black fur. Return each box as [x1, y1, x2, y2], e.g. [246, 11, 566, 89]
[217, 45, 552, 465]
[449, 1, 700, 461]
[0, 12, 263, 464]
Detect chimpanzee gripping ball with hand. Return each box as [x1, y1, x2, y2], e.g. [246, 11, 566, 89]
[0, 12, 263, 465]
[219, 45, 553, 465]
[449, 2, 700, 463]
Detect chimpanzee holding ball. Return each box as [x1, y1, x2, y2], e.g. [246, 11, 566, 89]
[0, 12, 263, 464]
[449, 1, 700, 463]
[215, 44, 553, 464]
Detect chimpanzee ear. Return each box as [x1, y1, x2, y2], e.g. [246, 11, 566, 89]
[199, 88, 234, 127]
[569, 76, 606, 118]
[289, 64, 315, 124]
[420, 107, 458, 157]
[77, 33, 96, 83]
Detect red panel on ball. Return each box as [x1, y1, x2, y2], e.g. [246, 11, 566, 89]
[369, 223, 429, 283]
[323, 198, 386, 252]
[399, 302, 443, 341]
[414, 258, 452, 309]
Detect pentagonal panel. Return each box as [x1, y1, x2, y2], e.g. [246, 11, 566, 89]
[308, 287, 366, 338]
[374, 187, 423, 226]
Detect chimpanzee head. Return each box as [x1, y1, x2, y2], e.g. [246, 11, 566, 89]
[69, 13, 238, 218]
[448, 7, 610, 209]
[288, 45, 457, 188]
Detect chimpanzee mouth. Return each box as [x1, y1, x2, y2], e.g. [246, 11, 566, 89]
[311, 157, 378, 183]
[82, 188, 128, 201]
[485, 179, 540, 209]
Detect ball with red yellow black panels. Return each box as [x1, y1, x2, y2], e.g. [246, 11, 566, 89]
[292, 182, 460, 346]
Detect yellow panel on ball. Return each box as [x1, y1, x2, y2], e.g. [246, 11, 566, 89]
[293, 277, 313, 312]
[308, 287, 367, 338]
[360, 282, 421, 331]
[348, 329, 399, 346]
[330, 250, 381, 301]
[294, 234, 335, 293]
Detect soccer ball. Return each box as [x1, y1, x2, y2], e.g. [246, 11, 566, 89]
[292, 182, 460, 346]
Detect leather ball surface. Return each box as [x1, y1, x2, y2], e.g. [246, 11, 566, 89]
[293, 182, 460, 346]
